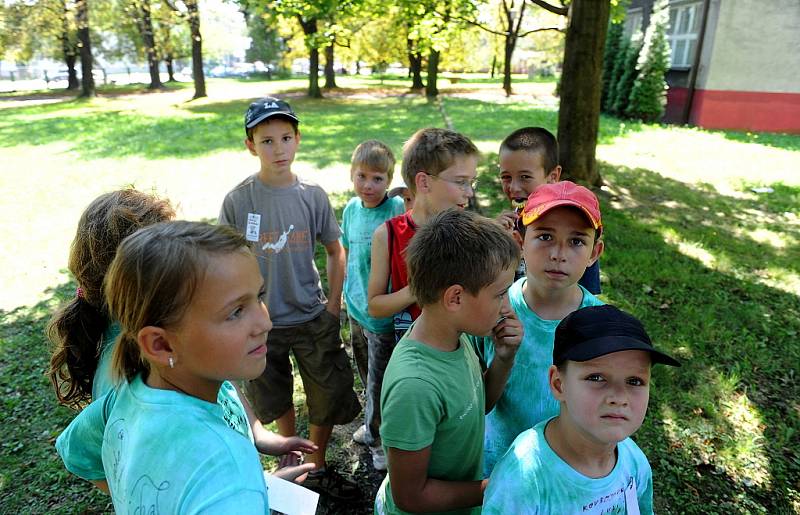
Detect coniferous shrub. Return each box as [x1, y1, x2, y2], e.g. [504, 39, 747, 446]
[601, 21, 625, 113]
[626, 0, 672, 121]
[605, 35, 630, 115]
[611, 34, 643, 116]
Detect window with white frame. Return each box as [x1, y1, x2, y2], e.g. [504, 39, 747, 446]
[624, 9, 644, 39]
[667, 2, 701, 68]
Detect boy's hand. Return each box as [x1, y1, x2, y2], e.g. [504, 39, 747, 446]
[496, 211, 518, 233]
[491, 311, 523, 364]
[273, 460, 317, 484]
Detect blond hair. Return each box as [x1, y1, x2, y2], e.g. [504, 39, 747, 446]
[350, 140, 396, 181]
[401, 128, 479, 194]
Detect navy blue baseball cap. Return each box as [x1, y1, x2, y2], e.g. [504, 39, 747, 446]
[554, 305, 680, 367]
[244, 97, 299, 131]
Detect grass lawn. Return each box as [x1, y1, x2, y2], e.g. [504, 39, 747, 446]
[1, 76, 798, 513]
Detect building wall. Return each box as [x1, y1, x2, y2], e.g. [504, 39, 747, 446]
[702, 0, 800, 93]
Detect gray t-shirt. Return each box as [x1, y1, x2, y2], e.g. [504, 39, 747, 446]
[219, 174, 341, 327]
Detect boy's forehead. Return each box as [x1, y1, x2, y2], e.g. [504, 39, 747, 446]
[499, 148, 545, 169]
[253, 118, 296, 134]
[567, 350, 653, 372]
[440, 154, 478, 177]
[353, 166, 389, 177]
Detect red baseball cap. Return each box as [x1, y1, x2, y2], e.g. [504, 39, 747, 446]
[520, 181, 602, 234]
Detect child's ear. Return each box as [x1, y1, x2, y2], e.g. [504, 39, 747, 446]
[295, 130, 301, 145]
[547, 165, 562, 183]
[512, 229, 524, 249]
[415, 171, 430, 193]
[587, 237, 604, 266]
[244, 138, 257, 156]
[138, 326, 174, 369]
[549, 364, 566, 399]
[442, 284, 464, 312]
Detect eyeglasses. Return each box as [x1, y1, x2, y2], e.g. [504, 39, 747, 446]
[426, 173, 479, 192]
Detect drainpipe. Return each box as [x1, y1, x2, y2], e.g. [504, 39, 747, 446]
[682, 0, 711, 125]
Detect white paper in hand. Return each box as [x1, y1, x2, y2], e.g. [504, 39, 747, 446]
[263, 472, 320, 515]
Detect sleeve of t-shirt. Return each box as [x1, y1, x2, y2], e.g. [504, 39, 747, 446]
[55, 389, 116, 481]
[314, 187, 342, 244]
[380, 377, 443, 451]
[218, 193, 237, 228]
[483, 452, 540, 514]
[637, 461, 654, 515]
[340, 201, 352, 249]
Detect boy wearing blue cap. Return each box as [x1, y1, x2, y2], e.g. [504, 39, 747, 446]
[483, 305, 680, 514]
[219, 97, 361, 499]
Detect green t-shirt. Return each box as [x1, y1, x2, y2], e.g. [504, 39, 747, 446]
[341, 195, 405, 333]
[56, 374, 268, 514]
[376, 332, 485, 515]
[474, 278, 604, 475]
[483, 417, 654, 514]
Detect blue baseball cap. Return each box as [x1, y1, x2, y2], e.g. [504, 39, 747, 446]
[244, 97, 299, 131]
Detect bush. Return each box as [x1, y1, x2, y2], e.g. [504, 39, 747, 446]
[601, 21, 625, 113]
[610, 35, 642, 116]
[626, 0, 672, 121]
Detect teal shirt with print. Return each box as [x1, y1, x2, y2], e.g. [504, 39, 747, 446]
[483, 417, 654, 514]
[56, 375, 267, 513]
[475, 278, 603, 474]
[341, 195, 405, 333]
[376, 332, 485, 515]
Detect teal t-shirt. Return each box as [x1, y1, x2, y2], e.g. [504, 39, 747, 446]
[341, 195, 405, 333]
[475, 278, 604, 474]
[483, 417, 654, 514]
[91, 324, 254, 443]
[376, 333, 485, 515]
[56, 374, 268, 514]
[92, 322, 121, 401]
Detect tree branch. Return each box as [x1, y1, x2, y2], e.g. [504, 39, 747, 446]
[527, 0, 568, 16]
[519, 26, 563, 37]
[433, 9, 508, 37]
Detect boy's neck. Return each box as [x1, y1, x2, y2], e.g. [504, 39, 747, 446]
[258, 169, 296, 188]
[522, 279, 584, 321]
[407, 196, 438, 226]
[408, 308, 462, 352]
[545, 416, 618, 479]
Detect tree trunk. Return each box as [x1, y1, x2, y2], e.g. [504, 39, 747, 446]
[556, 0, 610, 186]
[138, 0, 162, 89]
[324, 42, 337, 88]
[165, 55, 175, 82]
[425, 49, 439, 98]
[298, 16, 322, 98]
[502, 36, 516, 96]
[61, 0, 79, 90]
[186, 0, 206, 98]
[75, 0, 95, 97]
[407, 35, 424, 90]
[491, 55, 497, 78]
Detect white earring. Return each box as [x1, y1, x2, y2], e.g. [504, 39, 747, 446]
[168, 356, 175, 369]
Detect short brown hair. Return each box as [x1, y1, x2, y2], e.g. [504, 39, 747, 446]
[105, 221, 251, 383]
[406, 209, 519, 307]
[47, 189, 175, 408]
[500, 127, 559, 173]
[350, 140, 396, 181]
[401, 128, 479, 194]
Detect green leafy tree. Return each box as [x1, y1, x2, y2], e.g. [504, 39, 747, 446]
[626, 0, 670, 121]
[604, 33, 628, 114]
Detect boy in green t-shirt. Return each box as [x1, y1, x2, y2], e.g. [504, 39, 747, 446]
[483, 305, 680, 514]
[376, 209, 523, 515]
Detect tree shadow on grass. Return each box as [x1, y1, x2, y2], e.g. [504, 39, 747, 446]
[0, 280, 110, 513]
[595, 163, 799, 513]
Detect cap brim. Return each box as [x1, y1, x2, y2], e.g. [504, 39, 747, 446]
[522, 199, 601, 230]
[246, 112, 299, 129]
[559, 335, 681, 367]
